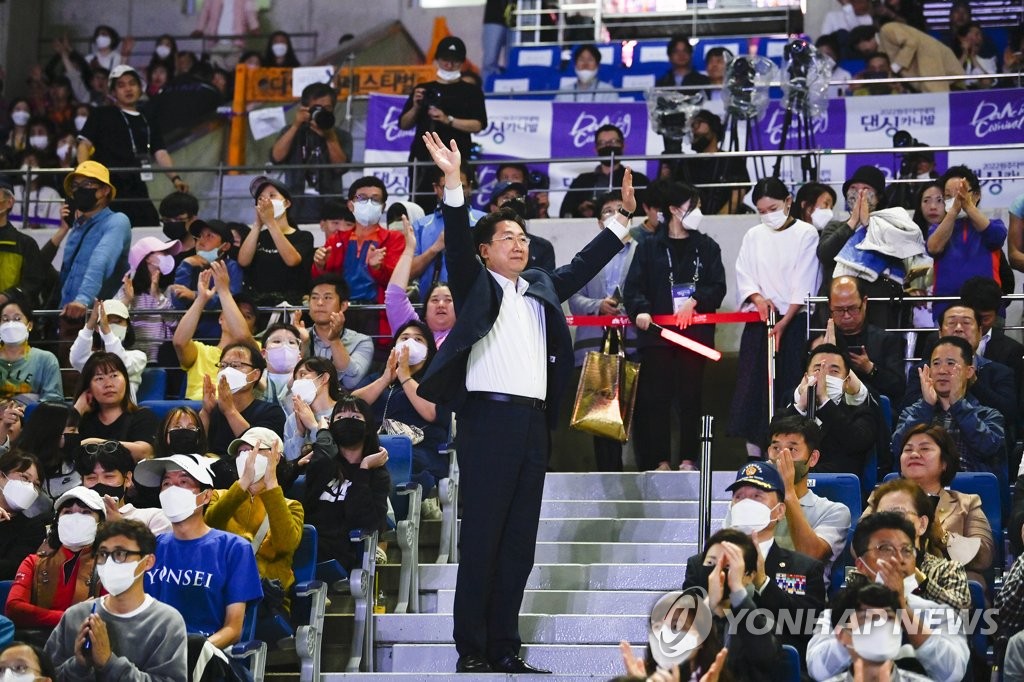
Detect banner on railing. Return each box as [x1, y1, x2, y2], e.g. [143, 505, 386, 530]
[363, 88, 1024, 214]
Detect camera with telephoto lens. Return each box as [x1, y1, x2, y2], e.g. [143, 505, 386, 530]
[309, 106, 336, 130]
[892, 130, 919, 149]
[528, 169, 550, 191]
[423, 85, 444, 107]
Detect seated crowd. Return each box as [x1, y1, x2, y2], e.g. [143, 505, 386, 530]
[0, 13, 1022, 682]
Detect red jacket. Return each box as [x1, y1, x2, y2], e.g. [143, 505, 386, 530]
[5, 547, 100, 628]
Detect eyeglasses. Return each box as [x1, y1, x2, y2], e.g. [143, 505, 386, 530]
[217, 362, 253, 370]
[95, 548, 145, 564]
[0, 664, 41, 676]
[490, 234, 530, 246]
[830, 304, 862, 316]
[83, 441, 121, 455]
[69, 181, 101, 192]
[599, 207, 618, 218]
[169, 425, 199, 432]
[867, 543, 916, 560]
[352, 195, 382, 205]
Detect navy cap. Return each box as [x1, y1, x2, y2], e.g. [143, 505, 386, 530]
[435, 36, 467, 62]
[489, 181, 527, 207]
[725, 461, 785, 493]
[189, 219, 233, 243]
[248, 175, 293, 204]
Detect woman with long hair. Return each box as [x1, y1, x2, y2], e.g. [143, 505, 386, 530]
[73, 353, 157, 463]
[11, 402, 82, 502]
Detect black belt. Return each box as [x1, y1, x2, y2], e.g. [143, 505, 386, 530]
[467, 391, 546, 411]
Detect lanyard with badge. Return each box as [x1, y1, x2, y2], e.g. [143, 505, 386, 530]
[120, 110, 154, 182]
[667, 246, 701, 314]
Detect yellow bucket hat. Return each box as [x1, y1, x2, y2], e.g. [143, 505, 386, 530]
[63, 160, 117, 200]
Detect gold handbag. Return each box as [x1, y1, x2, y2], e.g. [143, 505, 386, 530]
[570, 327, 640, 442]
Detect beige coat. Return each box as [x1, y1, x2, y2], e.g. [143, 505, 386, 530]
[877, 23, 965, 93]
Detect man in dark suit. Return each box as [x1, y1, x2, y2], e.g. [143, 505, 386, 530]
[417, 131, 636, 674]
[960, 276, 1024, 412]
[655, 34, 711, 90]
[820, 275, 906, 406]
[683, 461, 826, 661]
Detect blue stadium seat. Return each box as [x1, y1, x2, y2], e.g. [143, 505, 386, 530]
[137, 367, 167, 402]
[781, 644, 802, 682]
[380, 434, 422, 614]
[808, 473, 861, 596]
[0, 580, 11, 606]
[878, 394, 893, 429]
[229, 599, 267, 682]
[138, 400, 202, 422]
[968, 580, 990, 664]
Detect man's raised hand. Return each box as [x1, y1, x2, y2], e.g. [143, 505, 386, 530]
[422, 132, 461, 182]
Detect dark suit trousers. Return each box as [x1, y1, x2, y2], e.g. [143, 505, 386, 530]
[453, 396, 549, 660]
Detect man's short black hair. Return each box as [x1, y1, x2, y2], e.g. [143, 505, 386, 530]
[75, 441, 135, 477]
[768, 415, 822, 452]
[348, 176, 388, 203]
[932, 334, 975, 366]
[497, 162, 530, 184]
[596, 191, 622, 215]
[959, 277, 1002, 315]
[829, 582, 901, 629]
[310, 273, 350, 301]
[667, 34, 693, 56]
[691, 109, 724, 142]
[473, 207, 527, 251]
[159, 192, 199, 218]
[849, 25, 878, 52]
[701, 528, 757, 578]
[852, 511, 916, 558]
[573, 44, 602, 65]
[815, 34, 841, 56]
[938, 302, 982, 328]
[807, 342, 850, 374]
[939, 164, 981, 195]
[94, 518, 157, 557]
[705, 46, 731, 62]
[595, 124, 624, 143]
[301, 82, 336, 106]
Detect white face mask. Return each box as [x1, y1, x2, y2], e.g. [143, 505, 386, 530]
[270, 198, 287, 219]
[353, 201, 383, 226]
[266, 345, 300, 374]
[810, 207, 834, 230]
[945, 532, 982, 565]
[159, 485, 200, 523]
[155, 44, 172, 59]
[109, 324, 128, 342]
[760, 209, 789, 230]
[74, 114, 88, 131]
[58, 513, 98, 548]
[95, 35, 112, 49]
[683, 207, 703, 230]
[217, 366, 251, 393]
[1, 477, 39, 511]
[396, 338, 429, 366]
[943, 197, 968, 219]
[576, 68, 598, 83]
[271, 43, 289, 58]
[28, 135, 48, 150]
[291, 377, 319, 404]
[235, 450, 269, 481]
[57, 142, 71, 159]
[0, 321, 29, 345]
[11, 110, 30, 127]
[436, 67, 462, 82]
[851, 617, 902, 663]
[97, 558, 143, 596]
[648, 627, 700, 669]
[729, 498, 775, 534]
[824, 374, 846, 402]
[1, 668, 38, 682]
[916, 172, 932, 180]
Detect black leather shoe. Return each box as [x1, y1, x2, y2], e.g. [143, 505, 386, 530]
[456, 654, 492, 673]
[491, 654, 552, 674]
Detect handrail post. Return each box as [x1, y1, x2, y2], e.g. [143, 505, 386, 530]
[766, 307, 777, 423]
[697, 415, 714, 551]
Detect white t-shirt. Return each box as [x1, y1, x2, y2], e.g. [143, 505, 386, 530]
[735, 219, 822, 316]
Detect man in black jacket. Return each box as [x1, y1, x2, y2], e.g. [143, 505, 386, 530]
[417, 131, 635, 674]
[684, 461, 826, 661]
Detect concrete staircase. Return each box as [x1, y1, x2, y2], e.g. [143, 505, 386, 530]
[319, 471, 734, 681]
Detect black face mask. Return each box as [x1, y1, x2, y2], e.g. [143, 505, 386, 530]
[168, 428, 202, 455]
[162, 220, 188, 241]
[72, 187, 99, 212]
[61, 432, 82, 461]
[597, 145, 623, 166]
[330, 418, 366, 447]
[90, 482, 125, 500]
[691, 134, 711, 153]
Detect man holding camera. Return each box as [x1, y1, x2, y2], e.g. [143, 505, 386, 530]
[399, 36, 487, 213]
[271, 82, 353, 224]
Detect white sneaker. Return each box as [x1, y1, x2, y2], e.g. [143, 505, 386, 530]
[375, 546, 388, 565]
[421, 497, 442, 521]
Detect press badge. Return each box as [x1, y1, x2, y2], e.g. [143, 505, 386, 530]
[671, 282, 695, 313]
[138, 154, 154, 182]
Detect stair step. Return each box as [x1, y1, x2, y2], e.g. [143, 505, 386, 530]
[534, 541, 695, 564]
[431, 589, 664, 615]
[540, 471, 736, 501]
[384, 643, 643, 674]
[417, 563, 684, 591]
[536, 517, 697, 542]
[376, 613, 645, 644]
[540, 499, 729, 518]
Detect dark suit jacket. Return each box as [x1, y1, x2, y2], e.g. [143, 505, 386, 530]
[683, 542, 825, 663]
[418, 199, 626, 424]
[984, 330, 1024, 417]
[527, 233, 556, 272]
[844, 324, 906, 406]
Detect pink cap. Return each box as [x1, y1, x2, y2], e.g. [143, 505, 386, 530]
[128, 236, 182, 275]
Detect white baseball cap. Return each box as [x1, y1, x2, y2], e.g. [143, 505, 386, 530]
[134, 454, 215, 488]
